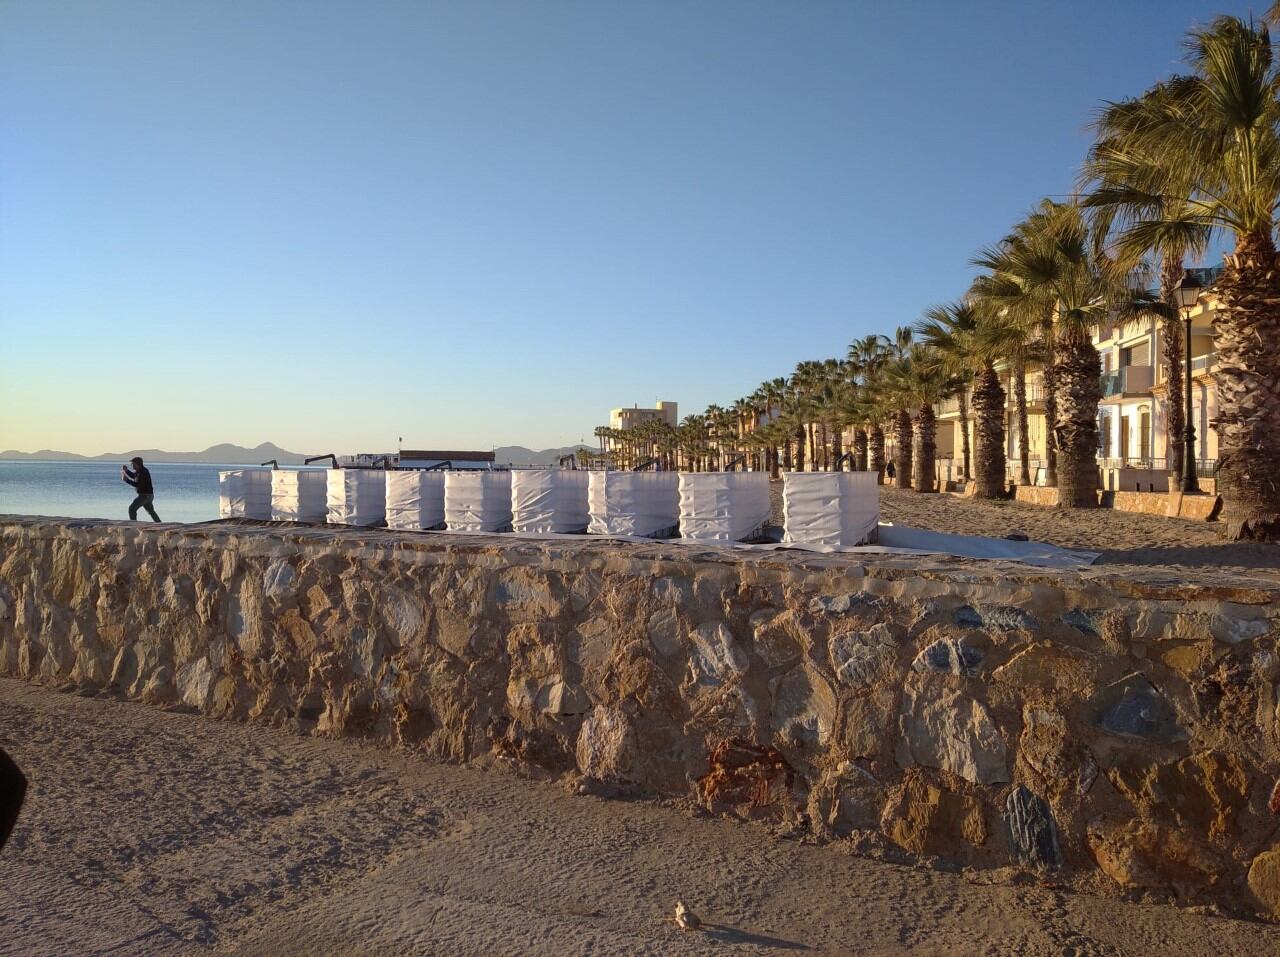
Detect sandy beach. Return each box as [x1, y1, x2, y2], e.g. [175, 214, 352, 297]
[2, 677, 1277, 957]
[769, 482, 1279, 581]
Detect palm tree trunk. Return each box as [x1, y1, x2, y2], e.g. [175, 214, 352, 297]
[853, 428, 868, 471]
[1214, 231, 1280, 540]
[1054, 329, 1102, 508]
[958, 388, 972, 483]
[914, 404, 937, 493]
[794, 424, 806, 473]
[869, 425, 886, 483]
[783, 436, 793, 471]
[831, 423, 843, 465]
[971, 365, 1007, 499]
[893, 409, 913, 490]
[1013, 359, 1031, 486]
[1042, 318, 1059, 487]
[1160, 256, 1186, 486]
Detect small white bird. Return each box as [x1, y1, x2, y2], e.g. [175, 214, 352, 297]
[674, 900, 702, 931]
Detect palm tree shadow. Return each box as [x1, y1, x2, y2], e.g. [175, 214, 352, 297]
[701, 923, 810, 950]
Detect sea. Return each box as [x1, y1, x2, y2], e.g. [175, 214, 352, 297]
[0, 461, 320, 524]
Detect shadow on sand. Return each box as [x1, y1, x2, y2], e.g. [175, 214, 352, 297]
[1093, 542, 1280, 571]
[701, 923, 810, 950]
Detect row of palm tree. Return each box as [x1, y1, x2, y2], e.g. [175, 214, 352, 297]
[593, 13, 1278, 543]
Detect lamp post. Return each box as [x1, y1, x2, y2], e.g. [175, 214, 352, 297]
[1173, 271, 1202, 494]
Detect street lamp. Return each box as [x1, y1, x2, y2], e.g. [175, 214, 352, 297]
[1173, 271, 1202, 494]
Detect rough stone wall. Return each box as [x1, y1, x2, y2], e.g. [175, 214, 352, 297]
[3, 517, 1280, 917]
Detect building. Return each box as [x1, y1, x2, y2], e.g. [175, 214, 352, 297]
[932, 268, 1222, 491]
[608, 401, 679, 431]
[596, 401, 680, 469]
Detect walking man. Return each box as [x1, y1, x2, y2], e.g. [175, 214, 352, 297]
[122, 456, 161, 522]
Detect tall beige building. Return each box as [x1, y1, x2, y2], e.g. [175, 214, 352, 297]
[608, 401, 678, 431]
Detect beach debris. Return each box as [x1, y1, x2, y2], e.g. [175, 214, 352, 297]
[674, 900, 702, 931]
[1005, 530, 1029, 541]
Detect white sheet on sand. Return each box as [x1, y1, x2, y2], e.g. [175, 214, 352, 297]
[857, 524, 1100, 569]
[421, 523, 1100, 570]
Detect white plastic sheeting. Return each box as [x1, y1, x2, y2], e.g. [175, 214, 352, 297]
[218, 469, 273, 519]
[588, 471, 680, 538]
[512, 470, 589, 533]
[873, 525, 1100, 568]
[782, 472, 878, 546]
[326, 469, 388, 526]
[445, 471, 513, 532]
[678, 472, 771, 542]
[385, 471, 446, 531]
[270, 470, 328, 523]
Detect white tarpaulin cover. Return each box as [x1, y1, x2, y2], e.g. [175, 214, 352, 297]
[588, 471, 680, 538]
[512, 470, 589, 533]
[270, 469, 328, 523]
[218, 469, 273, 519]
[386, 471, 446, 530]
[873, 524, 1100, 567]
[326, 469, 388, 526]
[445, 471, 513, 532]
[679, 472, 771, 541]
[782, 471, 878, 546]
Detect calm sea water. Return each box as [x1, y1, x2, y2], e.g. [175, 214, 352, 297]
[0, 461, 319, 524]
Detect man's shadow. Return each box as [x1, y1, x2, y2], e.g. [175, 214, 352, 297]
[701, 923, 809, 950]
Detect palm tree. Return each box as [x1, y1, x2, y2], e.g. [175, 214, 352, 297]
[972, 209, 1064, 493]
[914, 302, 981, 484]
[848, 334, 891, 481]
[968, 278, 1045, 487]
[1082, 85, 1211, 487]
[914, 300, 1010, 497]
[979, 201, 1170, 507]
[879, 328, 914, 488]
[1077, 16, 1280, 538]
[885, 347, 950, 492]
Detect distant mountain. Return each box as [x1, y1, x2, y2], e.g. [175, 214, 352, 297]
[0, 442, 309, 465]
[493, 445, 595, 467]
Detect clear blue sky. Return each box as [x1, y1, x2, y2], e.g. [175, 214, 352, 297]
[0, 0, 1257, 455]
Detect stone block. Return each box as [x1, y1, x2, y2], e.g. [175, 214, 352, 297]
[1094, 674, 1185, 744]
[896, 687, 1009, 785]
[769, 666, 836, 747]
[912, 637, 984, 677]
[881, 773, 988, 857]
[1004, 785, 1061, 870]
[830, 624, 899, 687]
[576, 705, 635, 783]
[1248, 847, 1280, 919]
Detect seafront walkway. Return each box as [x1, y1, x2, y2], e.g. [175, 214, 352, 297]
[3, 677, 1278, 957]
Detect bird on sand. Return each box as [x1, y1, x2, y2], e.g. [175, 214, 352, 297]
[674, 900, 702, 931]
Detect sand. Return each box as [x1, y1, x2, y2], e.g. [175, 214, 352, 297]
[2, 678, 1277, 956]
[768, 482, 1279, 582]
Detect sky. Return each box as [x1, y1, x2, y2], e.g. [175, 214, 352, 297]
[0, 0, 1261, 455]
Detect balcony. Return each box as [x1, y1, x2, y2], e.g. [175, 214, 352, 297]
[1191, 351, 1219, 375]
[935, 396, 962, 417]
[1100, 365, 1153, 399]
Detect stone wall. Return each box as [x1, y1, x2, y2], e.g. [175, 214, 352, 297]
[1012, 485, 1222, 521]
[3, 517, 1280, 917]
